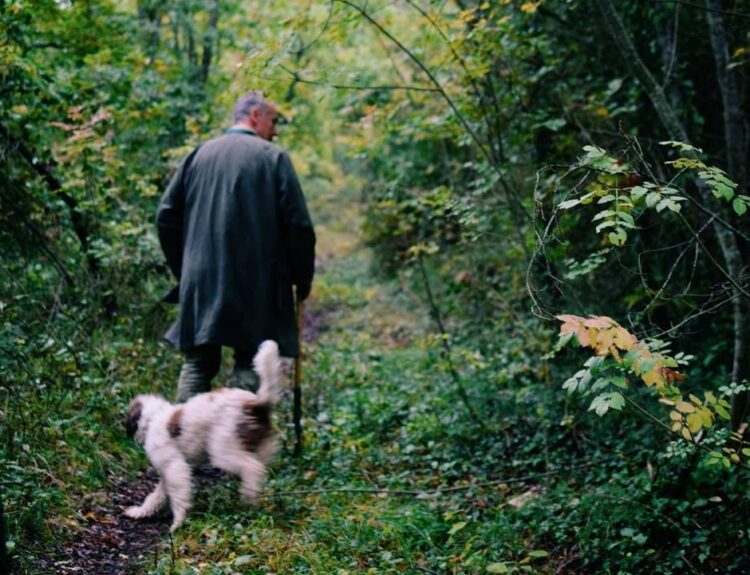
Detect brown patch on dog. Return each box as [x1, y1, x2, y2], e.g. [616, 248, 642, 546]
[237, 401, 271, 452]
[125, 399, 143, 438]
[167, 408, 183, 438]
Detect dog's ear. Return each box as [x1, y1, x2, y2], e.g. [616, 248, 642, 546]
[125, 398, 143, 439]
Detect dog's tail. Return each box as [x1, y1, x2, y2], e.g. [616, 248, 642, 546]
[253, 340, 283, 404]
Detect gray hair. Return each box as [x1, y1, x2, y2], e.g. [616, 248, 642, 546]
[232, 91, 268, 123]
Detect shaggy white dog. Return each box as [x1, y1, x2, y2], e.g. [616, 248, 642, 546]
[123, 340, 283, 531]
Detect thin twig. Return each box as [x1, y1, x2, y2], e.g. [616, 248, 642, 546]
[262, 462, 604, 499]
[649, 0, 750, 20]
[678, 213, 750, 301]
[279, 64, 441, 92]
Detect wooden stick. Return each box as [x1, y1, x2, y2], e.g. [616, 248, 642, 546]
[293, 295, 304, 456]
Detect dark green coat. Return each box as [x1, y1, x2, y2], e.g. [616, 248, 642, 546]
[157, 128, 315, 357]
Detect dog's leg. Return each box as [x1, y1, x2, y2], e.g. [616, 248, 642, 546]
[210, 450, 266, 504]
[237, 455, 267, 504]
[160, 457, 193, 532]
[124, 480, 167, 519]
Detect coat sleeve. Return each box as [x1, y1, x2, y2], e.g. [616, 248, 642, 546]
[276, 151, 316, 294]
[156, 150, 197, 280]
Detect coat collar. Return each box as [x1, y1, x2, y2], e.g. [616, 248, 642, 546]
[225, 127, 258, 136]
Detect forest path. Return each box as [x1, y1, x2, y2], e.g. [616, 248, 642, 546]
[33, 171, 374, 574]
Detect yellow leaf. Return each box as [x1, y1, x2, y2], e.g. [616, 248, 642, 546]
[671, 421, 682, 432]
[594, 106, 609, 118]
[520, 2, 539, 13]
[689, 394, 702, 406]
[642, 368, 664, 388]
[610, 346, 621, 363]
[612, 327, 637, 351]
[595, 328, 615, 355]
[686, 413, 702, 433]
[585, 327, 600, 348]
[681, 427, 692, 441]
[733, 47, 747, 58]
[675, 401, 696, 414]
[669, 411, 682, 421]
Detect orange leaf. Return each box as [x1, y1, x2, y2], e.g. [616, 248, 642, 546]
[583, 316, 615, 328]
[612, 327, 638, 351]
[555, 314, 584, 323]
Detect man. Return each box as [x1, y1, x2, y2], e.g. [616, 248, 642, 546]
[157, 91, 315, 402]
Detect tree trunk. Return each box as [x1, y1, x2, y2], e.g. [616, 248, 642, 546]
[705, 0, 748, 194]
[137, 1, 161, 58]
[705, 0, 750, 430]
[198, 0, 220, 88]
[595, 0, 750, 430]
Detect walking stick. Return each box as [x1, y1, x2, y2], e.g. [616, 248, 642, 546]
[293, 291, 304, 456]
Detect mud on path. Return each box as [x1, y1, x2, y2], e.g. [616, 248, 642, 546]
[38, 469, 169, 575]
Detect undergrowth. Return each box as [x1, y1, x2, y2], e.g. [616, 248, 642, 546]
[4, 176, 748, 575]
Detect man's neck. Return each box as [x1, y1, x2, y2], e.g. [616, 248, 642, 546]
[229, 123, 256, 133]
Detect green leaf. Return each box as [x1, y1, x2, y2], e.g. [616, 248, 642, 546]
[717, 183, 735, 200]
[527, 550, 549, 558]
[714, 404, 730, 420]
[666, 200, 681, 213]
[610, 376, 628, 389]
[660, 141, 703, 154]
[582, 145, 606, 158]
[596, 220, 617, 233]
[539, 118, 566, 132]
[234, 555, 253, 566]
[617, 211, 635, 226]
[558, 199, 580, 209]
[608, 228, 627, 246]
[487, 563, 510, 574]
[593, 210, 616, 221]
[449, 521, 468, 535]
[589, 392, 625, 416]
[732, 197, 747, 216]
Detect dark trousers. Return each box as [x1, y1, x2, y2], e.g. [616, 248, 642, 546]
[175, 345, 260, 403]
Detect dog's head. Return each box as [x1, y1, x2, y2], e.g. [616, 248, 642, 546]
[125, 394, 171, 445]
[125, 397, 144, 440]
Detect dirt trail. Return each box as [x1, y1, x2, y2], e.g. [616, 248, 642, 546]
[39, 469, 169, 575]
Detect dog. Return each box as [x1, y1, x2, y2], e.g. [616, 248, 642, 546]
[123, 340, 283, 531]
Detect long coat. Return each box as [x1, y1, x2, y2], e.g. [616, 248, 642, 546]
[157, 128, 315, 357]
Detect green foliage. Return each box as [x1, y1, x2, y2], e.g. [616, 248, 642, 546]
[3, 0, 750, 573]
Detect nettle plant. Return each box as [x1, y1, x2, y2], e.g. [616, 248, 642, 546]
[551, 142, 750, 467]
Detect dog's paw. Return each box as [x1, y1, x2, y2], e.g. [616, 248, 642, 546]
[240, 488, 260, 506]
[124, 505, 146, 519]
[169, 518, 184, 532]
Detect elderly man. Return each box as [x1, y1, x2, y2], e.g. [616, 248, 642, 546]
[157, 92, 315, 402]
